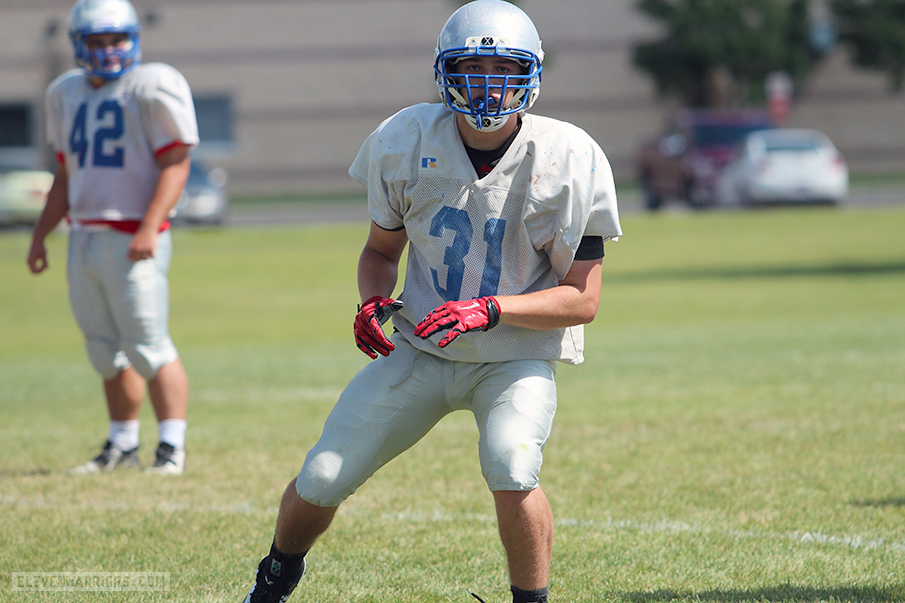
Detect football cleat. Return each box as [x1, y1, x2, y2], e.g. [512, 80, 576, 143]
[242, 584, 291, 603]
[143, 442, 185, 475]
[242, 557, 306, 603]
[68, 440, 140, 475]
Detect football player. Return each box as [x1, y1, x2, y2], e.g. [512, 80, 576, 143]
[242, 1, 622, 601]
[27, 0, 199, 475]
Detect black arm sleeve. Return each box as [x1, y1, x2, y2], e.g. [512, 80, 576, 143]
[574, 236, 604, 260]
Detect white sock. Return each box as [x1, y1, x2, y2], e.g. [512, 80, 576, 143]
[158, 419, 187, 449]
[109, 420, 140, 451]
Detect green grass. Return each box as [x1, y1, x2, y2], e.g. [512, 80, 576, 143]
[1, 205, 904, 602]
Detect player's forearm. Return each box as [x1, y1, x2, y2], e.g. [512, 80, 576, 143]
[495, 285, 599, 330]
[31, 172, 70, 244]
[140, 194, 179, 232]
[357, 222, 408, 302]
[357, 246, 400, 301]
[142, 145, 191, 232]
[496, 259, 603, 330]
[141, 166, 189, 231]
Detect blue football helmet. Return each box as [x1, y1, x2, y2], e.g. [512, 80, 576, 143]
[434, 0, 544, 132]
[68, 0, 142, 80]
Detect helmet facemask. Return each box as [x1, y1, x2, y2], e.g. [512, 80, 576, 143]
[73, 32, 140, 80]
[435, 44, 542, 132]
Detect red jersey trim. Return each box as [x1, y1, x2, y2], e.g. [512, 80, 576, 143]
[75, 219, 171, 234]
[155, 141, 189, 158]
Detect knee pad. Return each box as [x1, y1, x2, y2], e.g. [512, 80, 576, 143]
[85, 339, 130, 379]
[480, 434, 545, 492]
[122, 338, 178, 380]
[295, 449, 357, 507]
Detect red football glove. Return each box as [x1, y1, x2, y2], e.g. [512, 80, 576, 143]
[414, 296, 500, 348]
[354, 296, 404, 359]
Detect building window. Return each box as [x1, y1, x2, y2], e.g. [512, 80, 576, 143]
[194, 95, 233, 152]
[0, 104, 31, 147]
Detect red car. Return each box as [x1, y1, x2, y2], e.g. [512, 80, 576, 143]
[636, 109, 774, 210]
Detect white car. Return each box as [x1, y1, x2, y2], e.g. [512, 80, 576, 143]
[0, 165, 53, 226]
[169, 160, 229, 226]
[716, 128, 848, 206]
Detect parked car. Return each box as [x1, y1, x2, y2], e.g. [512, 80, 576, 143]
[169, 160, 229, 226]
[716, 128, 848, 206]
[636, 109, 774, 210]
[0, 164, 53, 226]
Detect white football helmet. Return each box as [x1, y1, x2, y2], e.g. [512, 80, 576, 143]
[434, 0, 544, 132]
[68, 0, 142, 80]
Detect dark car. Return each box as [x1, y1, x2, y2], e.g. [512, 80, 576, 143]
[636, 109, 774, 210]
[169, 160, 229, 226]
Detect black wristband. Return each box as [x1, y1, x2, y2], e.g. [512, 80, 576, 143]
[484, 297, 500, 330]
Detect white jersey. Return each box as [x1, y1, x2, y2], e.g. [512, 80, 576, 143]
[45, 63, 199, 222]
[350, 103, 622, 365]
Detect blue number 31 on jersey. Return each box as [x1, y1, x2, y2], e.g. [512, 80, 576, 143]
[430, 206, 505, 302]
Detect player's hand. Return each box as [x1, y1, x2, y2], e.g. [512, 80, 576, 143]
[354, 296, 404, 359]
[414, 296, 500, 348]
[127, 228, 158, 262]
[26, 241, 48, 274]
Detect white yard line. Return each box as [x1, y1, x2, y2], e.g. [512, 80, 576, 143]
[4, 493, 903, 554]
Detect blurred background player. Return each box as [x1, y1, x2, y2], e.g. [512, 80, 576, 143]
[26, 0, 199, 475]
[242, 1, 621, 601]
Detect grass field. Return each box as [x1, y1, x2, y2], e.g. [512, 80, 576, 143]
[1, 204, 904, 603]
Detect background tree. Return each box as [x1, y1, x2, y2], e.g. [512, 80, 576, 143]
[633, 0, 814, 108]
[830, 0, 905, 92]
